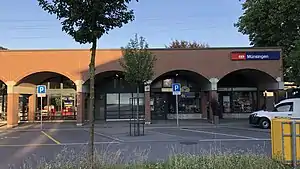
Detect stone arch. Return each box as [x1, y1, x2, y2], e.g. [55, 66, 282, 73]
[15, 71, 76, 89]
[218, 68, 278, 90]
[151, 69, 211, 91]
[15, 70, 77, 86]
[83, 70, 124, 85]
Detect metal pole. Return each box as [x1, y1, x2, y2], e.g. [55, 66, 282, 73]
[291, 120, 297, 169]
[40, 97, 43, 130]
[176, 94, 179, 127]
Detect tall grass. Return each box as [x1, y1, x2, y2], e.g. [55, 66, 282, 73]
[16, 145, 298, 169]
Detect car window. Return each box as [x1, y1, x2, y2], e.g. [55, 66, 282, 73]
[275, 102, 293, 112]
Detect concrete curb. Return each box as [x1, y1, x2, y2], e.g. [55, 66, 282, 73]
[221, 126, 270, 133]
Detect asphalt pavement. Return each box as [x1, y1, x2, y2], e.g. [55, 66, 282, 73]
[0, 123, 271, 169]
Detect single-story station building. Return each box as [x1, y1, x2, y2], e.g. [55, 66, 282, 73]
[0, 47, 283, 127]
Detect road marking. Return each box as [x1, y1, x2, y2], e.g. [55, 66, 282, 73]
[180, 128, 260, 140]
[122, 138, 271, 143]
[0, 136, 19, 139]
[41, 131, 61, 144]
[0, 141, 120, 147]
[221, 126, 271, 133]
[83, 129, 124, 142]
[148, 130, 186, 139]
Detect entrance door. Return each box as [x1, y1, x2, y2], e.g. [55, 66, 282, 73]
[19, 94, 29, 122]
[95, 94, 105, 120]
[151, 93, 169, 120]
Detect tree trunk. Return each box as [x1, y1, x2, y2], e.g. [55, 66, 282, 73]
[136, 85, 140, 135]
[88, 38, 97, 167]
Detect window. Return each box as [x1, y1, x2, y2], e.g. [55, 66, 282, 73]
[275, 102, 293, 112]
[106, 93, 119, 112]
[163, 79, 172, 87]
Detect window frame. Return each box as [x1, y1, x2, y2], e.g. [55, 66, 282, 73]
[274, 102, 293, 112]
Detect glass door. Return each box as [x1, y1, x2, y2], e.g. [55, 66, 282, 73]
[19, 95, 29, 122]
[151, 93, 168, 120]
[106, 93, 119, 119]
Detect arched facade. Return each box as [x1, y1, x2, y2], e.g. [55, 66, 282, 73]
[83, 70, 145, 121]
[217, 68, 281, 118]
[0, 47, 283, 127]
[5, 71, 78, 127]
[150, 70, 211, 120]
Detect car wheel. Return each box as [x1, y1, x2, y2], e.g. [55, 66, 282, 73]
[259, 118, 270, 129]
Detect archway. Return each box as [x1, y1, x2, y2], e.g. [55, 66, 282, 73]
[217, 69, 278, 117]
[84, 71, 144, 121]
[0, 81, 7, 121]
[150, 70, 210, 120]
[16, 71, 77, 122]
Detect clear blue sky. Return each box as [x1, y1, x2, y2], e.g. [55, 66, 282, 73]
[0, 0, 250, 49]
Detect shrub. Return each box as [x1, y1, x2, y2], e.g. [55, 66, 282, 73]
[18, 146, 297, 169]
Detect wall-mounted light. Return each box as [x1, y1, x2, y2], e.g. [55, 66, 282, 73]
[176, 73, 179, 76]
[116, 74, 119, 77]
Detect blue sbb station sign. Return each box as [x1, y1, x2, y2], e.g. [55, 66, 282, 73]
[231, 51, 280, 61]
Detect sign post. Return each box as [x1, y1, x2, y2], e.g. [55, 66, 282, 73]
[37, 85, 47, 130]
[172, 83, 181, 127]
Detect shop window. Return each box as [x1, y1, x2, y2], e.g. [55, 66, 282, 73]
[163, 79, 173, 88]
[231, 91, 256, 113]
[151, 80, 162, 88]
[120, 93, 132, 110]
[120, 93, 132, 118]
[106, 93, 119, 112]
[177, 92, 201, 114]
[175, 78, 187, 86]
[49, 82, 61, 89]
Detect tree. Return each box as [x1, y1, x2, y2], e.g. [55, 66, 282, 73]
[166, 40, 209, 48]
[235, 0, 300, 81]
[286, 40, 300, 84]
[119, 34, 156, 135]
[0, 46, 7, 50]
[37, 0, 138, 165]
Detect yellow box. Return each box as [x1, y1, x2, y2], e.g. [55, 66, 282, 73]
[271, 118, 300, 164]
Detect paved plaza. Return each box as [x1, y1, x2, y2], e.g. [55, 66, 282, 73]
[0, 121, 271, 169]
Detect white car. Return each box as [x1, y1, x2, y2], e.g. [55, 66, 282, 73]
[249, 98, 300, 129]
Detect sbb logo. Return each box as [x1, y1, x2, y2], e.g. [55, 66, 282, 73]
[231, 52, 246, 60]
[238, 55, 245, 59]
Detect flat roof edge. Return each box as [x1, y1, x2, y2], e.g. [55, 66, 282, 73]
[0, 46, 282, 52]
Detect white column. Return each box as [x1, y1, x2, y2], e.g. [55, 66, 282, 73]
[209, 78, 219, 91]
[75, 80, 86, 126]
[6, 81, 16, 94]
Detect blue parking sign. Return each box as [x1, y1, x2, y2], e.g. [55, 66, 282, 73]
[172, 83, 181, 95]
[37, 85, 47, 97]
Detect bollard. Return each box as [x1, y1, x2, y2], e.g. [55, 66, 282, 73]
[291, 120, 297, 169]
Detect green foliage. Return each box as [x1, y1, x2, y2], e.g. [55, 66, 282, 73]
[166, 40, 209, 48]
[37, 0, 138, 44]
[120, 34, 156, 85]
[0, 46, 7, 50]
[37, 0, 139, 164]
[286, 40, 300, 84]
[235, 0, 300, 81]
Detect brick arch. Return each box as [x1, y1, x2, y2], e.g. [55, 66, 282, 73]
[218, 67, 278, 81]
[83, 69, 124, 84]
[14, 70, 77, 85]
[152, 68, 210, 82]
[218, 68, 278, 89]
[0, 76, 7, 85]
